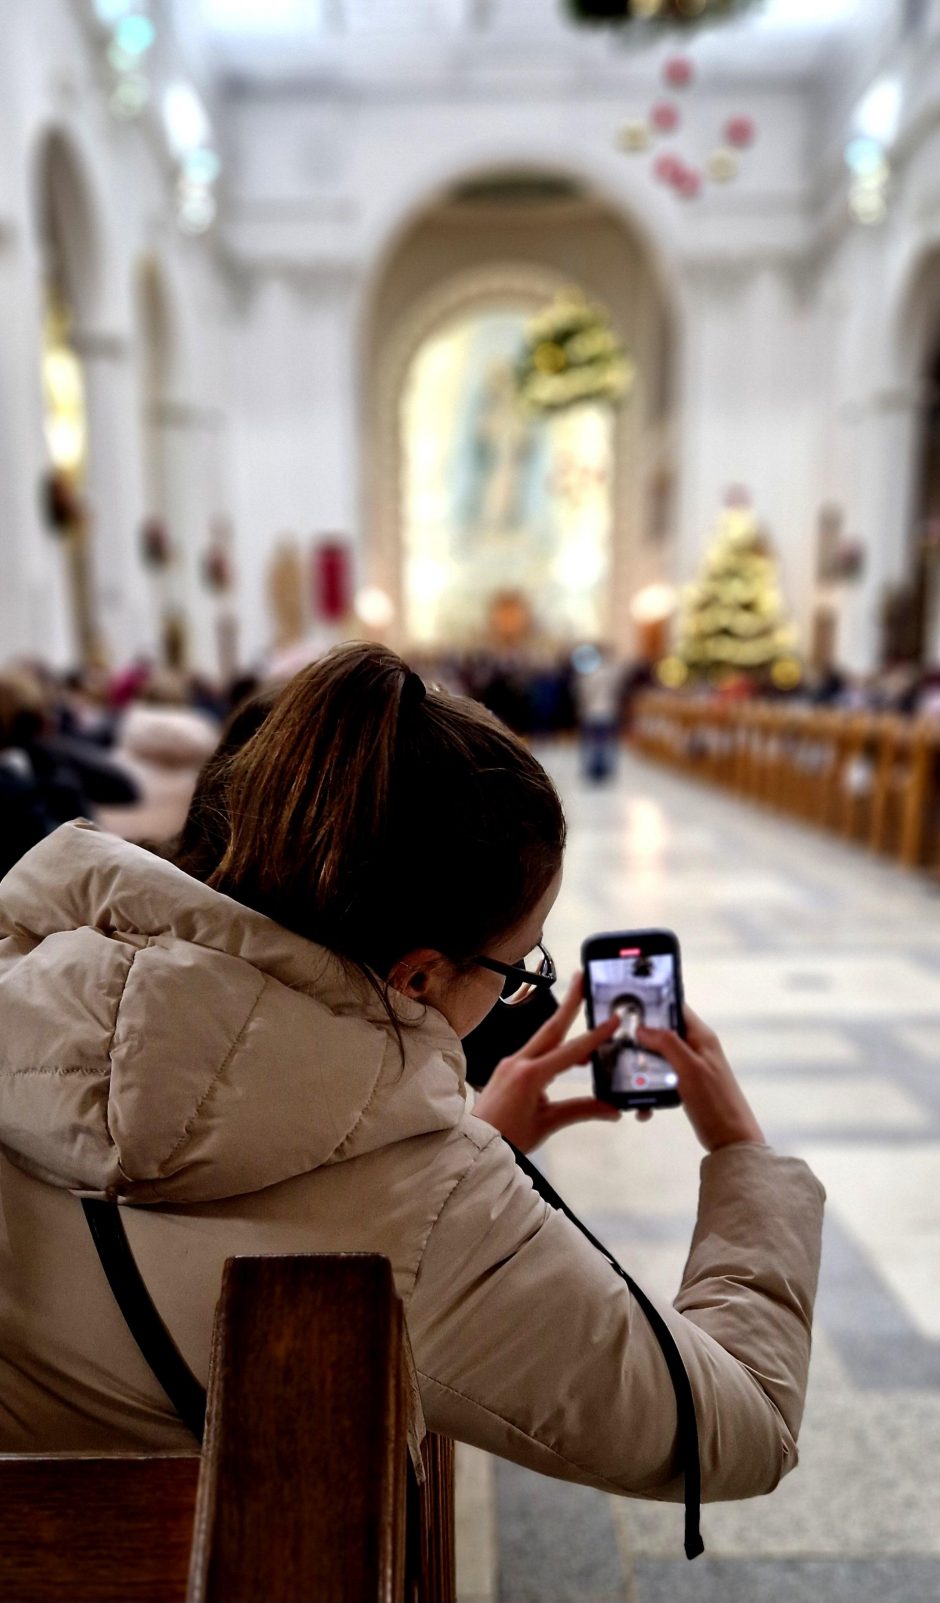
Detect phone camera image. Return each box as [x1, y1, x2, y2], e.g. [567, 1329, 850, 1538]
[590, 952, 680, 1100]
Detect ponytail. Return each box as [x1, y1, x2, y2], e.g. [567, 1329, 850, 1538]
[197, 643, 565, 991]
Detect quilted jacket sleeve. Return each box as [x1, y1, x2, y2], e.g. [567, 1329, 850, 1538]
[405, 1124, 824, 1502]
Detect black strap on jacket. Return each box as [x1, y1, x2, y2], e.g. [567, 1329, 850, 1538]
[82, 1163, 704, 1560]
[509, 1144, 704, 1561]
[82, 1198, 207, 1443]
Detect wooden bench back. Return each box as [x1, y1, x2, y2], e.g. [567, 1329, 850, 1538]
[632, 693, 940, 872]
[0, 1254, 455, 1603]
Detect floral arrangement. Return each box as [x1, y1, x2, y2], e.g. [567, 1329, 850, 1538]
[515, 290, 634, 416]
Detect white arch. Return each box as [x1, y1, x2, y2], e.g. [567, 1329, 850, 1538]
[30, 122, 120, 333]
[365, 247, 666, 653]
[356, 140, 684, 342]
[878, 225, 940, 394]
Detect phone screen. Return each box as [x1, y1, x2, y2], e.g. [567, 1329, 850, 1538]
[588, 948, 681, 1101]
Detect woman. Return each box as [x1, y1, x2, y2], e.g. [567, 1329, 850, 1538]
[0, 643, 824, 1506]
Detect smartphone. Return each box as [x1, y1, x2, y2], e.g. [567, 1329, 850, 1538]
[582, 929, 685, 1110]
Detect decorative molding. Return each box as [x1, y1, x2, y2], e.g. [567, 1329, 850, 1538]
[870, 385, 931, 415]
[70, 329, 130, 361]
[220, 251, 362, 307]
[147, 400, 227, 431]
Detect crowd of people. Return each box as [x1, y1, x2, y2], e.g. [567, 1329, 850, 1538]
[3, 644, 939, 883]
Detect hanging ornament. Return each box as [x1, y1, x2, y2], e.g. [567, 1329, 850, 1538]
[651, 100, 680, 134]
[663, 55, 694, 88]
[706, 147, 739, 183]
[725, 115, 756, 148]
[654, 151, 683, 183]
[617, 120, 651, 152]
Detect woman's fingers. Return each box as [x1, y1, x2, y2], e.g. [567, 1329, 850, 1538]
[541, 1096, 621, 1136]
[637, 1017, 766, 1153]
[634, 1023, 699, 1079]
[528, 1015, 618, 1085]
[681, 1004, 718, 1051]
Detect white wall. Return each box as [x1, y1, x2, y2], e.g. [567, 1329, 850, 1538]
[4, 3, 940, 675]
[0, 0, 228, 672]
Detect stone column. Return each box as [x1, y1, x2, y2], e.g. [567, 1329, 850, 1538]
[676, 258, 818, 639]
[229, 267, 360, 663]
[72, 328, 154, 667]
[146, 399, 230, 675]
[0, 220, 73, 665]
[836, 387, 923, 673]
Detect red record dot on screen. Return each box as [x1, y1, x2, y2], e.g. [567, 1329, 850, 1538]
[634, 1075, 648, 1088]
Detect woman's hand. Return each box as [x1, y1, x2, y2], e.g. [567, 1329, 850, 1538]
[472, 973, 621, 1153]
[636, 1004, 766, 1153]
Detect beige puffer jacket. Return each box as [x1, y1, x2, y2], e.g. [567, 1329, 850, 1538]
[0, 822, 825, 1501]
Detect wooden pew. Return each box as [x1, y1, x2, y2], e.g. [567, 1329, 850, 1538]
[632, 693, 940, 873]
[0, 1254, 455, 1603]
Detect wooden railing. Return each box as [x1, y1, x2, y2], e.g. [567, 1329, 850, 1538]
[631, 694, 940, 872]
[0, 1254, 455, 1603]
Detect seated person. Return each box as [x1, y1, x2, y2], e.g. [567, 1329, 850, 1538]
[0, 643, 824, 1511]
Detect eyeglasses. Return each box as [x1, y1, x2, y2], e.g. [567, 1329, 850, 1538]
[472, 942, 557, 1007]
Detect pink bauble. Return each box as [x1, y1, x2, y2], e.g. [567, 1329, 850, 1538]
[677, 167, 702, 200]
[725, 115, 756, 149]
[651, 100, 680, 134]
[664, 55, 694, 89]
[654, 152, 682, 184]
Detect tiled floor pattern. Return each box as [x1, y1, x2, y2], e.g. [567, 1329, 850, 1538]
[454, 745, 940, 1603]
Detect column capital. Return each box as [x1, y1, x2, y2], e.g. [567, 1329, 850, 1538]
[869, 384, 931, 415]
[71, 329, 130, 362]
[148, 399, 227, 431]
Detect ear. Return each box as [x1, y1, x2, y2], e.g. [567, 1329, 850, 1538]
[388, 948, 447, 1000]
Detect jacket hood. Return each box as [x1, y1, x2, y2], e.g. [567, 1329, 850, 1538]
[0, 822, 467, 1203]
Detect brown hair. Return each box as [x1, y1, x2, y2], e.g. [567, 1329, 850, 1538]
[178, 643, 565, 994]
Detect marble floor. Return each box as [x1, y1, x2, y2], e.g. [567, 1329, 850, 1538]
[454, 743, 940, 1603]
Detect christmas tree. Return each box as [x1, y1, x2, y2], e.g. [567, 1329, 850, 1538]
[675, 501, 800, 684]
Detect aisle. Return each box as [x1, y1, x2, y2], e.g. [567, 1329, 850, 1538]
[455, 744, 940, 1603]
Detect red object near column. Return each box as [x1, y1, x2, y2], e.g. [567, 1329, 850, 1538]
[312, 539, 352, 622]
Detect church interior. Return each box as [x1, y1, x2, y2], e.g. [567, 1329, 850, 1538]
[1, 1, 939, 1600]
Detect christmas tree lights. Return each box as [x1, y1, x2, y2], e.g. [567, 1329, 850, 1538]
[676, 501, 801, 684]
